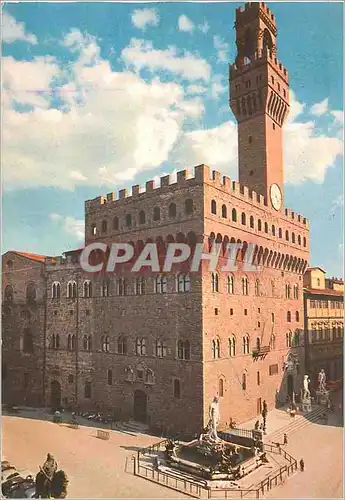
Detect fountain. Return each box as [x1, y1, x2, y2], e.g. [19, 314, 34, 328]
[163, 397, 265, 481]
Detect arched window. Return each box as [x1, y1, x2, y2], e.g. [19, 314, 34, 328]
[242, 277, 249, 295]
[185, 199, 193, 214]
[84, 381, 91, 399]
[176, 274, 191, 292]
[241, 212, 246, 225]
[113, 217, 119, 230]
[287, 311, 291, 322]
[212, 273, 219, 292]
[173, 379, 181, 398]
[298, 235, 301, 245]
[101, 280, 109, 297]
[271, 312, 275, 323]
[242, 373, 247, 391]
[232, 208, 237, 222]
[83, 280, 92, 298]
[155, 275, 167, 294]
[169, 203, 177, 218]
[4, 285, 14, 302]
[296, 311, 300, 322]
[285, 230, 289, 241]
[292, 232, 296, 243]
[212, 339, 221, 359]
[242, 335, 250, 354]
[23, 328, 34, 353]
[52, 334, 60, 350]
[6, 260, 13, 271]
[211, 200, 217, 215]
[229, 336, 236, 357]
[303, 237, 307, 247]
[107, 369, 113, 386]
[278, 228, 282, 238]
[117, 336, 127, 354]
[139, 210, 146, 224]
[102, 336, 110, 352]
[222, 205, 227, 218]
[67, 281, 77, 299]
[219, 378, 224, 397]
[272, 225, 276, 236]
[126, 214, 132, 227]
[135, 277, 145, 295]
[264, 222, 268, 233]
[117, 278, 127, 296]
[177, 340, 190, 360]
[255, 279, 260, 296]
[91, 224, 97, 236]
[52, 282, 61, 299]
[135, 338, 146, 356]
[258, 219, 262, 231]
[227, 275, 234, 294]
[68, 334, 73, 350]
[155, 339, 167, 358]
[286, 331, 292, 347]
[153, 206, 160, 221]
[250, 216, 254, 228]
[26, 283, 36, 302]
[68, 374, 74, 384]
[101, 220, 107, 233]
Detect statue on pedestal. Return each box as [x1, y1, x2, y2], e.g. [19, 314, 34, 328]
[303, 375, 311, 399]
[208, 396, 220, 441]
[318, 369, 327, 393]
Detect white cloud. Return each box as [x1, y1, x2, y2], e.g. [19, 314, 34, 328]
[2, 12, 38, 45]
[331, 195, 344, 212]
[61, 29, 100, 66]
[210, 74, 227, 100]
[50, 214, 85, 241]
[131, 8, 159, 30]
[186, 84, 207, 95]
[213, 35, 228, 63]
[310, 98, 329, 117]
[331, 110, 344, 126]
[178, 15, 194, 33]
[198, 21, 210, 34]
[121, 38, 211, 82]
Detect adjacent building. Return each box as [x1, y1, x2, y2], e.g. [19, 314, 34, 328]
[303, 268, 344, 390]
[2, 2, 312, 436]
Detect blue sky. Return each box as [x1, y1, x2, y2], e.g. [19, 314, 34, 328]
[2, 1, 344, 277]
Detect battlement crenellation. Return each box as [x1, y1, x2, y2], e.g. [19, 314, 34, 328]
[230, 48, 288, 83]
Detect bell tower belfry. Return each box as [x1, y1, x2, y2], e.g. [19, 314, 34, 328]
[229, 2, 289, 212]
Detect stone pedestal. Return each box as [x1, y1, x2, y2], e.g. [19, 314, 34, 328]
[301, 397, 312, 413]
[316, 390, 330, 405]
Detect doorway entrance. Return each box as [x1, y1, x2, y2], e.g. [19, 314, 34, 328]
[50, 380, 62, 410]
[287, 375, 294, 401]
[133, 390, 147, 423]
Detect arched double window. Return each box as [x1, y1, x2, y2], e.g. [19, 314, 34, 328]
[26, 283, 36, 302]
[155, 275, 167, 294]
[4, 285, 14, 302]
[212, 273, 219, 292]
[242, 277, 249, 295]
[176, 274, 191, 292]
[241, 212, 246, 225]
[229, 336, 236, 357]
[242, 335, 250, 354]
[227, 275, 234, 294]
[136, 338, 146, 356]
[83, 280, 92, 298]
[221, 205, 227, 218]
[117, 336, 127, 354]
[177, 340, 190, 360]
[155, 339, 167, 358]
[52, 334, 60, 350]
[67, 281, 77, 299]
[102, 336, 110, 352]
[286, 331, 293, 347]
[52, 282, 61, 299]
[68, 334, 76, 350]
[212, 338, 221, 359]
[83, 335, 92, 351]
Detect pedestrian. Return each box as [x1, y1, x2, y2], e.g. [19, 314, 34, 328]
[283, 433, 288, 445]
[299, 458, 304, 471]
[254, 420, 259, 430]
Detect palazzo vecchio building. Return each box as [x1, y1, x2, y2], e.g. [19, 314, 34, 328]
[2, 3, 310, 435]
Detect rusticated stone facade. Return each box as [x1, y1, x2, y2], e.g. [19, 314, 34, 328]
[2, 2, 311, 436]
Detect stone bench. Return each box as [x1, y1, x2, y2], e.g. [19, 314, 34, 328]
[97, 429, 110, 440]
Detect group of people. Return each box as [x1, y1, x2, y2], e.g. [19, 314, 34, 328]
[35, 454, 68, 498]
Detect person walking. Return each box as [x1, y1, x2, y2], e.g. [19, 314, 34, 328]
[283, 433, 288, 445]
[299, 458, 305, 471]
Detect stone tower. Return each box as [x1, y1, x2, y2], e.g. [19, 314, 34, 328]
[229, 2, 290, 211]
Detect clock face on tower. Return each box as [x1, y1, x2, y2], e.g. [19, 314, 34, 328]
[270, 184, 282, 211]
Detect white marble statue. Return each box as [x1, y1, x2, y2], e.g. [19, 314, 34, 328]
[318, 369, 327, 393]
[208, 396, 220, 440]
[303, 375, 311, 399]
